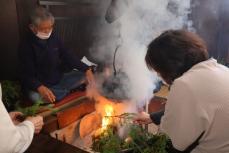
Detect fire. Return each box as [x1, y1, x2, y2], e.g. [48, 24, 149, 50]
[101, 104, 114, 130]
[93, 104, 115, 138]
[92, 103, 115, 138]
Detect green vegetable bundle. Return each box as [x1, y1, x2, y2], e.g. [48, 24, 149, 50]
[92, 113, 169, 153]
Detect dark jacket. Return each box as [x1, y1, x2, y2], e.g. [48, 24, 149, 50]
[19, 31, 89, 91]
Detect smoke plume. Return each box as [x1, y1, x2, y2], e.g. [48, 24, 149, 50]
[88, 0, 192, 107]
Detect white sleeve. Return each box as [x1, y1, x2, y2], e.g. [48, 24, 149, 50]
[160, 80, 206, 151]
[0, 98, 35, 153]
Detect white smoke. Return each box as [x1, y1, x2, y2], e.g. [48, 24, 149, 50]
[89, 0, 192, 107]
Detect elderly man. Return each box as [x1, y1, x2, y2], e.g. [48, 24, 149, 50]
[19, 7, 93, 103]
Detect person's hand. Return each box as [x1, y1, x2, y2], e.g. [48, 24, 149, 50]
[85, 68, 100, 98]
[86, 68, 95, 85]
[9, 111, 23, 125]
[133, 112, 152, 124]
[37, 85, 56, 103]
[26, 116, 44, 134]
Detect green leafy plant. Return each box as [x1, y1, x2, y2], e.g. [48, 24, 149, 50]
[93, 127, 122, 153]
[1, 80, 56, 117]
[127, 125, 168, 153]
[92, 113, 169, 153]
[16, 100, 55, 117]
[16, 100, 43, 116]
[1, 80, 22, 111]
[105, 113, 136, 126]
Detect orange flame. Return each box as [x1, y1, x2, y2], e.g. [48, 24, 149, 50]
[100, 104, 114, 133]
[93, 104, 115, 137]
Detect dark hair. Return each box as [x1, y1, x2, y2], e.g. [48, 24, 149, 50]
[145, 30, 209, 85]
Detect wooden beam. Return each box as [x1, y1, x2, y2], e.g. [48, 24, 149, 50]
[38, 96, 87, 118]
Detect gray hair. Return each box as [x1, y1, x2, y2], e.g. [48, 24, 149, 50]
[30, 7, 55, 26]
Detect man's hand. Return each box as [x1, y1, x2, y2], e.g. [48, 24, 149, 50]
[26, 116, 44, 134]
[37, 85, 56, 103]
[133, 112, 153, 124]
[9, 111, 23, 125]
[86, 68, 95, 85]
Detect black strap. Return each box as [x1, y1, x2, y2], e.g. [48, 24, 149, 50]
[184, 131, 205, 153]
[167, 131, 205, 153]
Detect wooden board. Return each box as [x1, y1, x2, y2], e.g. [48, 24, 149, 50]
[57, 99, 95, 128]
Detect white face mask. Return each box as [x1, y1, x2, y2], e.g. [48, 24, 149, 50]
[36, 30, 52, 40]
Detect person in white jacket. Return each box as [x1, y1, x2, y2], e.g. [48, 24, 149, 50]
[0, 84, 44, 153]
[134, 30, 229, 153]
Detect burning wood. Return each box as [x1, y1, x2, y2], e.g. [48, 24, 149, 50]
[79, 97, 137, 139]
[79, 112, 102, 138]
